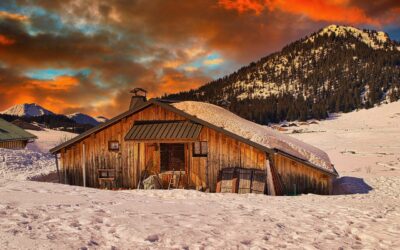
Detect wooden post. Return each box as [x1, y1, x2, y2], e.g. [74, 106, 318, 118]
[82, 144, 86, 187]
[64, 154, 67, 184]
[265, 156, 276, 196]
[54, 154, 61, 183]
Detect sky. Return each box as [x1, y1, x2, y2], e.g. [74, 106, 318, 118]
[0, 0, 399, 118]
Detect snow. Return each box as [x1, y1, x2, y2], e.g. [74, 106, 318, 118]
[67, 112, 100, 126]
[26, 129, 76, 153]
[312, 24, 391, 50]
[0, 129, 76, 180]
[1, 102, 400, 249]
[1, 103, 54, 117]
[0, 176, 399, 249]
[286, 101, 400, 178]
[95, 116, 109, 123]
[173, 101, 333, 172]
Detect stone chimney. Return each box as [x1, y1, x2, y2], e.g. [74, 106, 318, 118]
[129, 88, 147, 110]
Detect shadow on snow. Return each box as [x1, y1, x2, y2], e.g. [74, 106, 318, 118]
[333, 176, 373, 195]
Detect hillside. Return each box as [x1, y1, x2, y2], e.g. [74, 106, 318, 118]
[286, 100, 400, 179]
[167, 25, 400, 124]
[67, 113, 100, 126]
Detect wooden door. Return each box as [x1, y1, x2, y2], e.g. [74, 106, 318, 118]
[160, 143, 185, 172]
[145, 143, 160, 175]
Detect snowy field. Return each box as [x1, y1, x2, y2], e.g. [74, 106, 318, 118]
[0, 129, 75, 180]
[0, 177, 399, 249]
[1, 103, 400, 249]
[288, 101, 400, 178]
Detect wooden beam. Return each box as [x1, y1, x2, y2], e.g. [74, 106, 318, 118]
[82, 144, 86, 187]
[265, 157, 276, 196]
[54, 154, 61, 183]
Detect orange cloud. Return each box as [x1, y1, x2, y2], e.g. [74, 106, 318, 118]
[29, 76, 79, 90]
[155, 70, 209, 97]
[219, 0, 265, 14]
[0, 11, 29, 22]
[219, 0, 378, 25]
[0, 35, 15, 45]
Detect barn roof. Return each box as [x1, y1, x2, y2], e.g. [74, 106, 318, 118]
[125, 120, 202, 141]
[0, 118, 37, 142]
[49, 99, 337, 176]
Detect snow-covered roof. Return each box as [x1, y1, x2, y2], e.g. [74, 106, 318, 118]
[0, 118, 37, 142]
[172, 101, 333, 173]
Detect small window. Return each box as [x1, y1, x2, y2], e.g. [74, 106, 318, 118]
[108, 141, 120, 151]
[98, 169, 115, 179]
[193, 141, 208, 157]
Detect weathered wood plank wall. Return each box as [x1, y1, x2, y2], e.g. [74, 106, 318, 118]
[273, 154, 333, 195]
[0, 140, 28, 149]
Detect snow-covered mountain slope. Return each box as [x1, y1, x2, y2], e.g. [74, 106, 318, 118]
[167, 24, 400, 124]
[95, 116, 109, 123]
[286, 101, 400, 178]
[67, 112, 100, 126]
[1, 103, 54, 117]
[27, 129, 77, 153]
[306, 24, 397, 50]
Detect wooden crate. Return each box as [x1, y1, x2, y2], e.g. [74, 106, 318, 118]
[220, 168, 236, 193]
[218, 168, 266, 194]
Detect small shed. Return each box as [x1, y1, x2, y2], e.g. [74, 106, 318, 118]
[50, 96, 338, 195]
[0, 118, 37, 149]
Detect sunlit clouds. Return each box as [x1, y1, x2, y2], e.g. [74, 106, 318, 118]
[0, 1, 399, 117]
[0, 10, 28, 22]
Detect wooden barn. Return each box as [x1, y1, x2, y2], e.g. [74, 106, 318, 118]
[0, 118, 37, 149]
[50, 89, 338, 195]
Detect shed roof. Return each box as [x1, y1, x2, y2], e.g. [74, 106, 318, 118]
[0, 118, 37, 142]
[125, 120, 202, 141]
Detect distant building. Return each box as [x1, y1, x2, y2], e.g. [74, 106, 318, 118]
[50, 89, 338, 195]
[0, 118, 37, 149]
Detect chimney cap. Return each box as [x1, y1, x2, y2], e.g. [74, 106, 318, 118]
[130, 88, 147, 96]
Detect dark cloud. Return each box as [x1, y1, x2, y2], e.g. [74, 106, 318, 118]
[351, 0, 400, 17]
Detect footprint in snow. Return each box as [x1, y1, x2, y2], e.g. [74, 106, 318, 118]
[145, 234, 160, 243]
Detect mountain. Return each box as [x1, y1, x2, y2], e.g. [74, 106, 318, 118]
[67, 113, 101, 126]
[0, 103, 106, 133]
[166, 24, 400, 124]
[1, 103, 54, 117]
[94, 116, 109, 123]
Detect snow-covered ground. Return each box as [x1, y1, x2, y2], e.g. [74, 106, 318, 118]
[0, 129, 76, 180]
[0, 177, 399, 249]
[287, 101, 400, 178]
[1, 103, 400, 249]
